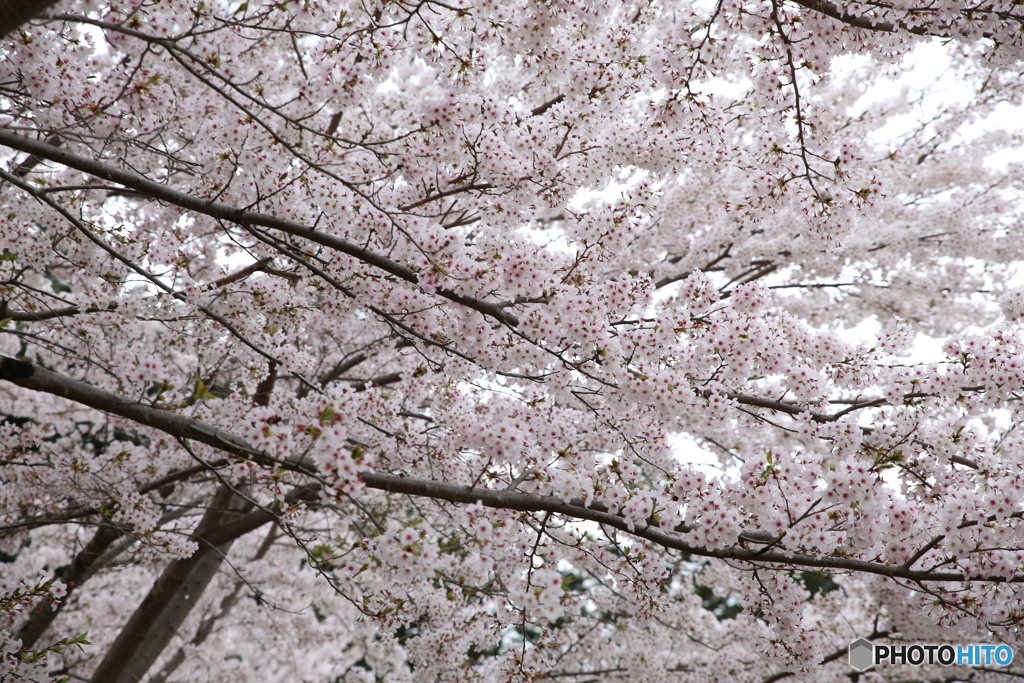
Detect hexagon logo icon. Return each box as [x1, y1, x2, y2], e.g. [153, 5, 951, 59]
[849, 638, 874, 671]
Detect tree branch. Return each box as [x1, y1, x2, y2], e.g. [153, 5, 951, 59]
[787, 0, 903, 33]
[88, 486, 248, 683]
[0, 130, 519, 327]
[0, 0, 58, 38]
[147, 523, 281, 683]
[4, 355, 1023, 586]
[787, 0, 1022, 39]
[0, 303, 113, 322]
[17, 523, 121, 649]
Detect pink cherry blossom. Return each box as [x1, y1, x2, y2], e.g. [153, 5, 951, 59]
[2, 0, 1024, 680]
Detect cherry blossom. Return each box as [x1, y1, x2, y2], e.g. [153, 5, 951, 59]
[2, 0, 1024, 681]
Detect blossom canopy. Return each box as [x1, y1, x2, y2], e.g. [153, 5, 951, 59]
[2, 0, 1024, 681]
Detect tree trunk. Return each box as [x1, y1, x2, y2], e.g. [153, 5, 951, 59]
[147, 524, 280, 683]
[88, 486, 250, 683]
[0, 0, 58, 37]
[18, 523, 121, 649]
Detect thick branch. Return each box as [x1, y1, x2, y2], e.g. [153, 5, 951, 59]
[0, 0, 58, 37]
[89, 486, 247, 683]
[359, 472, 1024, 583]
[18, 523, 121, 648]
[252, 361, 277, 407]
[147, 524, 281, 683]
[12, 133, 62, 177]
[787, 0, 902, 33]
[0, 356, 282, 467]
[787, 0, 1020, 39]
[729, 388, 984, 424]
[4, 356, 1023, 585]
[0, 303, 111, 322]
[0, 130, 519, 327]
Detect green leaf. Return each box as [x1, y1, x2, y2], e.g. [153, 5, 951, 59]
[194, 378, 217, 400]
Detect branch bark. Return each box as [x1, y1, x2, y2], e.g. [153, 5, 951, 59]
[3, 355, 1023, 586]
[0, 130, 519, 327]
[0, 0, 58, 38]
[786, 0, 1021, 39]
[17, 523, 121, 649]
[88, 486, 248, 683]
[147, 524, 281, 683]
[0, 303, 113, 322]
[787, 0, 904, 33]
